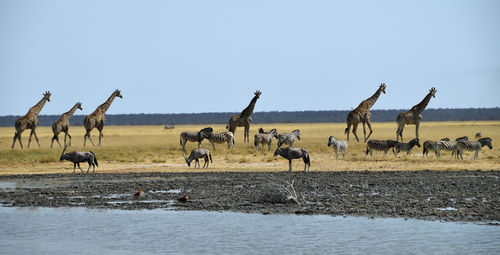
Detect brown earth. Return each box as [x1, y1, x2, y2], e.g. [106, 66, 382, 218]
[0, 171, 499, 223]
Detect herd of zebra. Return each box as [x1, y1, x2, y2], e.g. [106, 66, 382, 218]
[365, 135, 493, 160]
[179, 127, 493, 171]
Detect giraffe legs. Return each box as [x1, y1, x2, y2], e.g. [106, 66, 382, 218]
[364, 120, 373, 142]
[352, 122, 360, 143]
[244, 124, 250, 143]
[362, 122, 367, 142]
[12, 131, 24, 149]
[27, 129, 40, 148]
[345, 123, 351, 141]
[396, 124, 405, 142]
[65, 132, 72, 147]
[98, 129, 103, 146]
[51, 134, 61, 148]
[415, 122, 420, 140]
[84, 130, 95, 147]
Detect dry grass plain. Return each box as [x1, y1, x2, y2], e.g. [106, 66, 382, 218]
[0, 121, 498, 175]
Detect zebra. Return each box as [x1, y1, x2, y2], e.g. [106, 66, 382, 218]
[254, 128, 279, 151]
[206, 131, 234, 151]
[456, 137, 492, 160]
[327, 136, 348, 159]
[393, 138, 421, 157]
[435, 136, 469, 159]
[274, 147, 310, 172]
[365, 139, 398, 157]
[423, 138, 450, 158]
[277, 129, 301, 149]
[179, 127, 213, 152]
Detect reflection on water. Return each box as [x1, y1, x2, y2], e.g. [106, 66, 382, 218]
[0, 207, 499, 254]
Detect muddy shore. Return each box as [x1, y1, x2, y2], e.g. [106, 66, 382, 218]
[1, 171, 499, 223]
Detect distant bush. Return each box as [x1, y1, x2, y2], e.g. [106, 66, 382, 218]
[1, 108, 498, 127]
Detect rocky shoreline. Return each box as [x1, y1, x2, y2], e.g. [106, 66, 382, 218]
[1, 171, 499, 223]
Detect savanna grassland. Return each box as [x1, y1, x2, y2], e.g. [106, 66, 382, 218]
[0, 121, 499, 175]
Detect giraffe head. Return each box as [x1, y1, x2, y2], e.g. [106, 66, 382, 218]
[379, 83, 386, 94]
[43, 91, 52, 102]
[76, 102, 83, 111]
[429, 87, 437, 98]
[114, 89, 123, 99]
[254, 90, 262, 98]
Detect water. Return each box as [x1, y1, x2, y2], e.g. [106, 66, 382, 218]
[0, 207, 499, 255]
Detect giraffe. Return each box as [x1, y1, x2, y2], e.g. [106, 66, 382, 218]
[344, 83, 386, 142]
[83, 89, 123, 146]
[396, 87, 437, 142]
[227, 90, 261, 143]
[51, 102, 83, 148]
[11, 91, 52, 149]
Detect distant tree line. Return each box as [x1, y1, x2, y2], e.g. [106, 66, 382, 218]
[0, 108, 498, 127]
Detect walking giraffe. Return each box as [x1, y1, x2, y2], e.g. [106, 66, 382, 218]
[83, 89, 123, 146]
[227, 90, 261, 143]
[396, 87, 437, 142]
[51, 102, 83, 148]
[345, 83, 386, 142]
[12, 91, 51, 149]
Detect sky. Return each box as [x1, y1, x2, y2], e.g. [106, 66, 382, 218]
[0, 0, 499, 116]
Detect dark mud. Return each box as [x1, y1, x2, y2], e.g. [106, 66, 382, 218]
[1, 171, 499, 223]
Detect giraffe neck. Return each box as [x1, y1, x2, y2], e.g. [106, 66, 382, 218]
[63, 104, 80, 118]
[240, 95, 259, 118]
[354, 87, 382, 113]
[410, 92, 433, 114]
[27, 96, 48, 116]
[97, 93, 117, 113]
[363, 88, 383, 109]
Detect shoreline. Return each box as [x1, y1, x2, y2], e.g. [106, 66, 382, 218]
[1, 171, 499, 223]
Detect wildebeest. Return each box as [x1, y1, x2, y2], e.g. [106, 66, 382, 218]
[184, 148, 212, 168]
[59, 146, 98, 174]
[273, 147, 310, 172]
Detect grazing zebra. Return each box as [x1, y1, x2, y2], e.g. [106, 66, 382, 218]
[327, 136, 348, 159]
[393, 138, 421, 157]
[435, 136, 469, 159]
[207, 131, 234, 151]
[475, 132, 482, 139]
[274, 147, 310, 172]
[456, 138, 493, 160]
[423, 138, 450, 158]
[366, 139, 398, 157]
[254, 128, 279, 151]
[179, 127, 213, 152]
[277, 130, 301, 149]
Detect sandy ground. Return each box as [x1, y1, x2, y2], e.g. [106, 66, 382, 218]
[1, 171, 499, 223]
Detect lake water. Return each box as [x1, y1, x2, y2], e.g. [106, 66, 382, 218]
[0, 207, 499, 254]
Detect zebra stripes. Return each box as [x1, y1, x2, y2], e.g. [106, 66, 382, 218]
[456, 138, 492, 160]
[366, 139, 397, 157]
[423, 138, 450, 158]
[327, 136, 348, 159]
[435, 136, 468, 159]
[393, 138, 421, 157]
[207, 131, 234, 151]
[254, 128, 278, 151]
[180, 127, 213, 152]
[277, 129, 301, 149]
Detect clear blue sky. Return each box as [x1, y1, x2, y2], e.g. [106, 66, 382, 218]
[1, 0, 499, 116]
